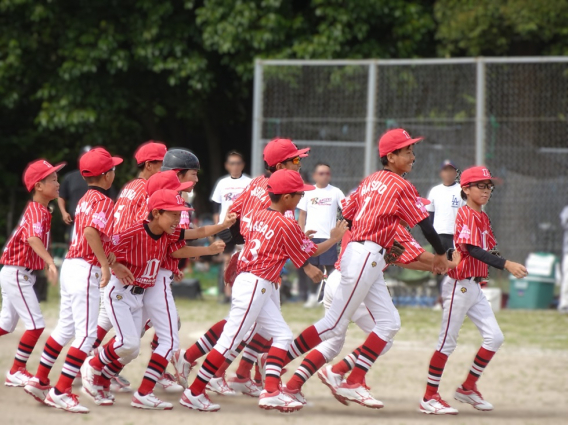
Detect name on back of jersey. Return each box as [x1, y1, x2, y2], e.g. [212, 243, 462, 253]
[361, 180, 388, 196]
[120, 188, 138, 201]
[249, 220, 275, 239]
[250, 186, 268, 201]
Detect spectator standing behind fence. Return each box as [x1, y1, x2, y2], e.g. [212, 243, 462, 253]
[559, 206, 568, 313]
[210, 151, 251, 302]
[298, 163, 345, 308]
[426, 160, 465, 309]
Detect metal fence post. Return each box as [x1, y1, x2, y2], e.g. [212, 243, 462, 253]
[364, 62, 377, 176]
[475, 58, 486, 165]
[251, 59, 264, 177]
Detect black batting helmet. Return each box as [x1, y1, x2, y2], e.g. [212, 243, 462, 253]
[161, 148, 200, 171]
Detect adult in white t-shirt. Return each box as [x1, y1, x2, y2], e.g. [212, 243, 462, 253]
[426, 159, 465, 308]
[210, 151, 251, 303]
[297, 163, 345, 307]
[426, 159, 465, 249]
[210, 151, 252, 225]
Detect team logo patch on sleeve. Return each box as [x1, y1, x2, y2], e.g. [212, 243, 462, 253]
[92, 211, 108, 228]
[458, 225, 471, 240]
[33, 222, 43, 236]
[415, 197, 427, 213]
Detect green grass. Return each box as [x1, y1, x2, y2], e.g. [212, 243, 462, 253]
[35, 284, 568, 351]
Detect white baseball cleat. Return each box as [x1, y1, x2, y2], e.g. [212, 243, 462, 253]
[454, 386, 494, 411]
[5, 367, 33, 387]
[170, 349, 193, 389]
[156, 372, 184, 393]
[317, 365, 348, 404]
[419, 393, 459, 415]
[206, 376, 237, 396]
[44, 387, 90, 413]
[227, 376, 262, 397]
[131, 391, 173, 410]
[258, 389, 303, 413]
[24, 377, 51, 404]
[80, 357, 97, 394]
[179, 389, 221, 412]
[282, 385, 307, 405]
[110, 374, 132, 393]
[334, 380, 384, 409]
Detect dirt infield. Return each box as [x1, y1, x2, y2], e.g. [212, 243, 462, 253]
[1, 299, 567, 425]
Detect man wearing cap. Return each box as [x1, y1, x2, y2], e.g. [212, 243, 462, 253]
[25, 147, 125, 413]
[1, 159, 65, 388]
[426, 160, 465, 308]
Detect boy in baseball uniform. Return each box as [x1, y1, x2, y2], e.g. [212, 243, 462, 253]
[1, 160, 65, 386]
[179, 169, 348, 413]
[93, 141, 166, 392]
[83, 189, 235, 409]
[24, 147, 124, 413]
[276, 128, 450, 409]
[420, 166, 527, 415]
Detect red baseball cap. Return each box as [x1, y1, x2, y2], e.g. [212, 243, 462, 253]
[267, 169, 315, 195]
[134, 141, 167, 165]
[148, 189, 193, 212]
[460, 166, 495, 187]
[378, 128, 423, 157]
[23, 159, 66, 192]
[146, 170, 194, 196]
[263, 138, 310, 167]
[80, 147, 123, 177]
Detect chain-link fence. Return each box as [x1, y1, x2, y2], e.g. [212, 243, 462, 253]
[252, 58, 568, 263]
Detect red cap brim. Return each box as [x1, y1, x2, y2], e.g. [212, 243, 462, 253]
[39, 162, 67, 182]
[303, 184, 316, 191]
[177, 181, 195, 191]
[297, 147, 310, 158]
[112, 157, 123, 166]
[162, 205, 194, 212]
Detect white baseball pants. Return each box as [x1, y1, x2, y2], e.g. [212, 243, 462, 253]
[97, 287, 112, 332]
[215, 272, 293, 354]
[314, 241, 401, 343]
[51, 258, 101, 354]
[436, 278, 504, 356]
[318, 268, 393, 361]
[104, 276, 144, 364]
[141, 268, 179, 361]
[0, 266, 45, 332]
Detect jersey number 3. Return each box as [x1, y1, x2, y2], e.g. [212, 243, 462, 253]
[239, 239, 261, 264]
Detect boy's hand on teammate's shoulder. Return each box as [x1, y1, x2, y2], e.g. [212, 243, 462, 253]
[208, 240, 226, 255]
[432, 254, 448, 275]
[304, 263, 324, 283]
[505, 260, 528, 279]
[223, 213, 237, 228]
[330, 220, 349, 242]
[111, 262, 134, 286]
[305, 229, 317, 239]
[46, 263, 59, 286]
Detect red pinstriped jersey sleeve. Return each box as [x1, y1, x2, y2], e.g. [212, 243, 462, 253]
[396, 181, 429, 228]
[85, 197, 114, 238]
[394, 225, 425, 264]
[341, 191, 359, 221]
[281, 218, 317, 269]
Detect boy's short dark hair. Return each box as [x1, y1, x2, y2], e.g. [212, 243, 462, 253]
[147, 209, 165, 221]
[380, 149, 401, 166]
[460, 189, 467, 201]
[30, 177, 48, 197]
[226, 151, 244, 162]
[313, 162, 330, 172]
[84, 175, 103, 185]
[137, 160, 162, 171]
[264, 161, 278, 174]
[268, 192, 282, 203]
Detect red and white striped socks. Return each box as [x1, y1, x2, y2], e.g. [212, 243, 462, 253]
[10, 328, 43, 373]
[138, 353, 168, 395]
[346, 332, 387, 385]
[35, 336, 63, 385]
[424, 350, 448, 399]
[286, 349, 326, 391]
[462, 347, 495, 390]
[54, 347, 88, 394]
[184, 319, 227, 364]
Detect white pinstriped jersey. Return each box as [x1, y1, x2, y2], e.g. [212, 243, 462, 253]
[237, 208, 317, 283]
[112, 222, 184, 288]
[342, 170, 429, 248]
[1, 202, 52, 270]
[66, 188, 114, 266]
[113, 178, 148, 234]
[449, 206, 497, 280]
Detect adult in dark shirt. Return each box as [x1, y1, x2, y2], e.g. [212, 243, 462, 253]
[57, 146, 117, 241]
